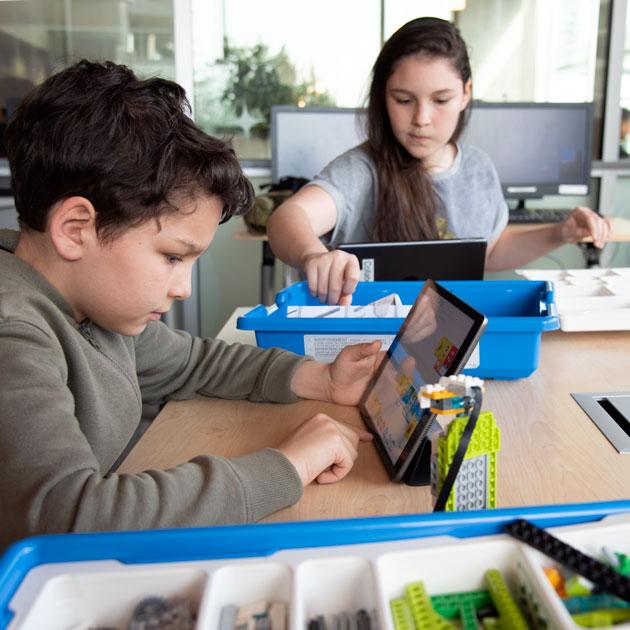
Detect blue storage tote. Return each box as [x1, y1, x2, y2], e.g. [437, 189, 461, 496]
[237, 280, 559, 379]
[2, 501, 630, 630]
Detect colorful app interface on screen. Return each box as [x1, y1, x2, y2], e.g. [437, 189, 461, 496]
[364, 285, 476, 464]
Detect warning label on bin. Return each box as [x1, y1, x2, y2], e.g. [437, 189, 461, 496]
[303, 334, 481, 368]
[464, 345, 480, 369]
[304, 335, 395, 363]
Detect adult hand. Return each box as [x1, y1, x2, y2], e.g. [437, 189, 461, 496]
[325, 340, 385, 406]
[556, 207, 611, 249]
[302, 250, 361, 305]
[277, 413, 372, 485]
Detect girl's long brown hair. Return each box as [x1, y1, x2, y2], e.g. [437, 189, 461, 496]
[365, 17, 472, 242]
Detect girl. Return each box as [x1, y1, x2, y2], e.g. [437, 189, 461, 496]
[267, 17, 610, 305]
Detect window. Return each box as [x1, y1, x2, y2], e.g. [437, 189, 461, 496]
[0, 0, 175, 148]
[619, 2, 630, 158]
[0, 0, 175, 191]
[192, 0, 381, 160]
[458, 0, 599, 102]
[193, 0, 601, 163]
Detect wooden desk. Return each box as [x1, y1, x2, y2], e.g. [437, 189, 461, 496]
[120, 319, 630, 522]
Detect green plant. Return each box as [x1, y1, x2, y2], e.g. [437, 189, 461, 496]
[216, 38, 335, 131]
[218, 39, 294, 123]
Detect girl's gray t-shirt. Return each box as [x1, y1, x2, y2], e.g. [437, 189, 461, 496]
[308, 143, 508, 249]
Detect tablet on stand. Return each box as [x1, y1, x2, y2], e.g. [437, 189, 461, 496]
[358, 280, 487, 485]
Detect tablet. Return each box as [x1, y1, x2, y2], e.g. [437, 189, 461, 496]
[338, 239, 487, 281]
[358, 280, 487, 481]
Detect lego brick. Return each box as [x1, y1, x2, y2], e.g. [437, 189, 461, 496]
[453, 455, 488, 511]
[505, 519, 630, 604]
[430, 589, 492, 629]
[564, 593, 629, 614]
[440, 413, 500, 462]
[390, 598, 414, 630]
[405, 582, 454, 629]
[434, 412, 499, 511]
[483, 569, 529, 630]
[571, 607, 630, 626]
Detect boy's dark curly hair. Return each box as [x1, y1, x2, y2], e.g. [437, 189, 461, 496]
[6, 60, 254, 240]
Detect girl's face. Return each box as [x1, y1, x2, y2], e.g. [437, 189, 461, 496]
[385, 54, 471, 165]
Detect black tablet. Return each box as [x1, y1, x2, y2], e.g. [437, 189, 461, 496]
[358, 280, 487, 481]
[338, 239, 487, 281]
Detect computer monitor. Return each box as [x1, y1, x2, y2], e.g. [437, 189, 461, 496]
[1, 96, 18, 195]
[0, 159, 10, 196]
[271, 102, 593, 204]
[271, 105, 366, 181]
[461, 101, 593, 201]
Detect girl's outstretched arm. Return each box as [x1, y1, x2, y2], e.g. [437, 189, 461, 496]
[485, 206, 611, 271]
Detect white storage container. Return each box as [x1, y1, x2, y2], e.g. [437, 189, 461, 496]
[4, 510, 630, 630]
[516, 268, 630, 331]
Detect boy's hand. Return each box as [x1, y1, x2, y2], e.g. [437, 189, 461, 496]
[555, 207, 611, 248]
[277, 413, 372, 485]
[325, 340, 384, 406]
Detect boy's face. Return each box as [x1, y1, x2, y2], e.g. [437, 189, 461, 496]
[76, 194, 222, 336]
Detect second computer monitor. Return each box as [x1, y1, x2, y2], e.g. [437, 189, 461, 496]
[271, 102, 593, 203]
[271, 105, 366, 181]
[461, 101, 593, 200]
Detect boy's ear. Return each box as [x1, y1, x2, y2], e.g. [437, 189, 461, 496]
[48, 197, 98, 261]
[461, 79, 472, 110]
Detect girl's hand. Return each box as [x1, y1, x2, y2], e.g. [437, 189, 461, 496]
[325, 340, 384, 406]
[556, 207, 611, 248]
[302, 250, 361, 305]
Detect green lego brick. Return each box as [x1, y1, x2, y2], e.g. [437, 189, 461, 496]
[406, 582, 454, 630]
[572, 607, 630, 626]
[439, 412, 500, 462]
[436, 412, 500, 511]
[565, 574, 592, 597]
[391, 597, 415, 630]
[431, 589, 492, 617]
[611, 551, 630, 577]
[487, 452, 497, 509]
[431, 590, 493, 629]
[484, 569, 529, 630]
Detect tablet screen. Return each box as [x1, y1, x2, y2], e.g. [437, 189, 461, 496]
[359, 280, 487, 479]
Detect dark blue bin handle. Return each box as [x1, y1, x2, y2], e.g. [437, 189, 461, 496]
[540, 281, 557, 317]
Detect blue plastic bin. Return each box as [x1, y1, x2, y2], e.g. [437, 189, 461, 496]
[1, 502, 630, 629]
[237, 280, 559, 379]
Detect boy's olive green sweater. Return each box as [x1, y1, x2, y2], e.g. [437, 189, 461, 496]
[0, 229, 305, 549]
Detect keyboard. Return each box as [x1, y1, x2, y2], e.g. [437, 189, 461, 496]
[508, 208, 573, 224]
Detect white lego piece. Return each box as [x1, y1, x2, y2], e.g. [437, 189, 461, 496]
[436, 375, 484, 397]
[421, 383, 448, 394]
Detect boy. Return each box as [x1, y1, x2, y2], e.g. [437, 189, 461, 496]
[0, 60, 381, 549]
